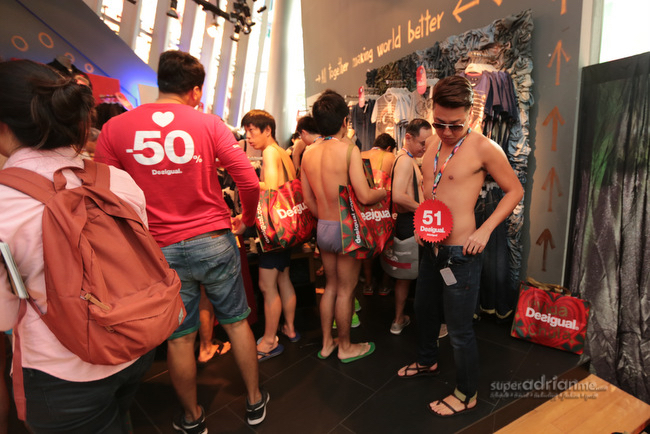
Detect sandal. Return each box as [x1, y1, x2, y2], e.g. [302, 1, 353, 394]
[397, 362, 440, 379]
[257, 343, 284, 362]
[428, 394, 477, 417]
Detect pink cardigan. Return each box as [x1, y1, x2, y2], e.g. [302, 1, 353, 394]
[0, 147, 147, 381]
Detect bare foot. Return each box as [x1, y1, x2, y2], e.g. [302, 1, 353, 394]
[429, 394, 476, 416]
[280, 323, 297, 341]
[318, 338, 338, 359]
[256, 336, 279, 356]
[198, 339, 231, 363]
[337, 342, 372, 361]
[397, 362, 438, 378]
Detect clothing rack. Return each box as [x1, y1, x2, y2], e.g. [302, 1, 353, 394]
[363, 86, 379, 95]
[467, 50, 498, 63]
[385, 79, 406, 87]
[424, 68, 440, 78]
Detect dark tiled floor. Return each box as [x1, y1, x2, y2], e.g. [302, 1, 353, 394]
[6, 269, 583, 434]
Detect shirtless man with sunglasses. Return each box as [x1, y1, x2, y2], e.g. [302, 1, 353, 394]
[397, 76, 523, 418]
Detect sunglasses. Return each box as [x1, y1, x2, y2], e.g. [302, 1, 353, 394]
[432, 122, 465, 132]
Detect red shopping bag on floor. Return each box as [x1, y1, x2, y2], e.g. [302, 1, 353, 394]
[510, 278, 590, 354]
[338, 185, 393, 259]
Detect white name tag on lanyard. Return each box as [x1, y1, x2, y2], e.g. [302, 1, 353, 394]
[440, 267, 457, 286]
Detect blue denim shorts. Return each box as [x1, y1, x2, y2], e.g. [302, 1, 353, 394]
[161, 231, 250, 339]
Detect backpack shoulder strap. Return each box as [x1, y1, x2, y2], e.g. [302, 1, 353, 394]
[82, 159, 111, 189]
[0, 168, 55, 204]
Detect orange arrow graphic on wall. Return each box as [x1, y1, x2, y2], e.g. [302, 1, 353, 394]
[553, 0, 567, 15]
[548, 40, 570, 86]
[542, 168, 563, 212]
[536, 229, 556, 272]
[542, 106, 565, 151]
[453, 0, 502, 23]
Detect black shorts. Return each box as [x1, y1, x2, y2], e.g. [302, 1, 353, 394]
[395, 212, 415, 240]
[258, 249, 291, 271]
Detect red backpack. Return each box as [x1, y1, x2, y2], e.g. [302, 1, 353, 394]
[0, 160, 185, 365]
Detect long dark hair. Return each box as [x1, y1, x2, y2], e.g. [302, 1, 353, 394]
[0, 59, 95, 153]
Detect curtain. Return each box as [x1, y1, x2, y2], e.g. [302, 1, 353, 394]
[568, 51, 650, 403]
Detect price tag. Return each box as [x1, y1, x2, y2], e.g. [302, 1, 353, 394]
[416, 65, 427, 95]
[358, 86, 365, 108]
[414, 199, 453, 243]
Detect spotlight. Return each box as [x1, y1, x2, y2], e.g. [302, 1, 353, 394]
[257, 6, 266, 13]
[207, 21, 219, 38]
[230, 24, 241, 42]
[167, 0, 179, 18]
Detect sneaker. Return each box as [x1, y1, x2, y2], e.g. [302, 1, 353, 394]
[438, 324, 448, 338]
[246, 387, 270, 426]
[390, 315, 411, 335]
[354, 298, 361, 312]
[362, 284, 374, 295]
[332, 313, 361, 329]
[172, 405, 207, 434]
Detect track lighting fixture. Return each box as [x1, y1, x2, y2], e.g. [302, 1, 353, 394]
[207, 21, 219, 38]
[166, 0, 179, 18]
[167, 0, 266, 41]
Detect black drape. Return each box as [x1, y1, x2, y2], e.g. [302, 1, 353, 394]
[568, 51, 650, 403]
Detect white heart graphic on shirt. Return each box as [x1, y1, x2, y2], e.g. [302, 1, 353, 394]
[152, 111, 174, 128]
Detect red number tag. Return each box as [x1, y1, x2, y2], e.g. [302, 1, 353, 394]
[416, 65, 427, 95]
[358, 86, 365, 108]
[414, 199, 453, 243]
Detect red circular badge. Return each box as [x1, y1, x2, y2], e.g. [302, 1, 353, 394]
[414, 199, 453, 243]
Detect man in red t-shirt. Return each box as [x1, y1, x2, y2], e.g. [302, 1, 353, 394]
[96, 50, 268, 430]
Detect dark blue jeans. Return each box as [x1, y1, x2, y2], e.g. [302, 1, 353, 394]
[414, 245, 482, 400]
[23, 350, 155, 433]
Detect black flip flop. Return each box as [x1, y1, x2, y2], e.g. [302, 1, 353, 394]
[428, 396, 477, 418]
[398, 363, 440, 379]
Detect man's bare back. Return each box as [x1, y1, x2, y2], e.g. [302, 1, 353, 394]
[360, 148, 395, 176]
[302, 138, 385, 221]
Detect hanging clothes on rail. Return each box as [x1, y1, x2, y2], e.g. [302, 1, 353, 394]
[370, 87, 410, 148]
[408, 79, 438, 124]
[350, 98, 377, 151]
[460, 61, 522, 320]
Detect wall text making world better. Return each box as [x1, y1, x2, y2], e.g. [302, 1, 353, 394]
[314, 8, 445, 84]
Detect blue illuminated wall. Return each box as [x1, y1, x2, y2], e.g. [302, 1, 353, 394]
[0, 0, 156, 107]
